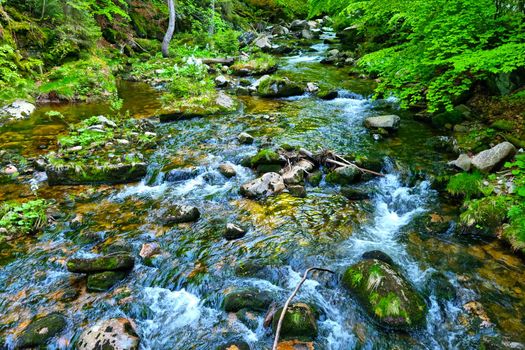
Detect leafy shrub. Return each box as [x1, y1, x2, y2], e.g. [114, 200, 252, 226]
[0, 199, 48, 239]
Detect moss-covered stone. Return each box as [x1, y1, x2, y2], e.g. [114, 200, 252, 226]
[46, 162, 147, 186]
[306, 171, 322, 186]
[326, 166, 361, 185]
[67, 254, 135, 273]
[431, 110, 464, 128]
[223, 288, 273, 312]
[163, 205, 200, 224]
[16, 313, 67, 348]
[257, 76, 304, 98]
[271, 303, 318, 341]
[425, 272, 456, 301]
[158, 92, 239, 121]
[87, 271, 128, 292]
[250, 149, 282, 167]
[491, 119, 515, 131]
[236, 308, 260, 330]
[342, 259, 427, 330]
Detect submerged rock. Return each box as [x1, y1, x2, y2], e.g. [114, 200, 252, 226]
[67, 254, 135, 273]
[165, 168, 199, 182]
[76, 318, 140, 350]
[288, 185, 307, 198]
[364, 115, 401, 131]
[216, 341, 251, 350]
[240, 172, 285, 198]
[341, 187, 370, 200]
[342, 259, 427, 331]
[272, 303, 318, 341]
[257, 76, 304, 98]
[361, 250, 395, 266]
[87, 271, 128, 292]
[471, 142, 516, 172]
[238, 132, 255, 145]
[163, 205, 200, 224]
[223, 288, 272, 312]
[425, 272, 456, 301]
[224, 223, 247, 240]
[16, 313, 67, 349]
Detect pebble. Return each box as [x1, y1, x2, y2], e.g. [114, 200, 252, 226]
[3, 164, 18, 175]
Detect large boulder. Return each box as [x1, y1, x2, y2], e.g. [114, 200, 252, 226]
[0, 100, 35, 125]
[257, 76, 304, 98]
[223, 288, 272, 312]
[67, 254, 135, 273]
[240, 172, 285, 198]
[76, 318, 140, 350]
[364, 115, 401, 131]
[342, 259, 427, 330]
[272, 303, 318, 341]
[163, 205, 200, 224]
[471, 142, 516, 172]
[87, 271, 128, 292]
[16, 314, 67, 349]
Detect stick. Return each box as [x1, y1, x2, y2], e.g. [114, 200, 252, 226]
[272, 267, 334, 350]
[325, 159, 384, 177]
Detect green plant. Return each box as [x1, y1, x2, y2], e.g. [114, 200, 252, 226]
[0, 199, 48, 239]
[446, 172, 483, 199]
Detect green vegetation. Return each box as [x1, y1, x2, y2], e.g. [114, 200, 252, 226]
[0, 199, 48, 239]
[446, 172, 483, 199]
[309, 0, 525, 113]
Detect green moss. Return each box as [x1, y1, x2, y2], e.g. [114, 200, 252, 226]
[250, 149, 281, 167]
[491, 119, 515, 131]
[446, 172, 483, 199]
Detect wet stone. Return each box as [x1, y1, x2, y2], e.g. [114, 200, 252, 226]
[224, 223, 247, 240]
[67, 253, 135, 273]
[236, 308, 260, 330]
[216, 341, 251, 350]
[163, 205, 200, 224]
[219, 163, 237, 178]
[288, 185, 307, 198]
[16, 313, 67, 349]
[326, 165, 361, 185]
[272, 303, 318, 341]
[76, 318, 140, 350]
[223, 288, 273, 312]
[361, 250, 395, 266]
[87, 271, 128, 292]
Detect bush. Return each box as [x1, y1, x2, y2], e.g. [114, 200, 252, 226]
[0, 199, 48, 239]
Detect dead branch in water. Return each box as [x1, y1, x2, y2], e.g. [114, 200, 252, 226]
[272, 267, 335, 350]
[300, 148, 384, 177]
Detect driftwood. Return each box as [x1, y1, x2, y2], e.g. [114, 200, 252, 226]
[201, 57, 235, 65]
[272, 267, 335, 350]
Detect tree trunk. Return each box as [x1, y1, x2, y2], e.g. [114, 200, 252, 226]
[162, 0, 176, 58]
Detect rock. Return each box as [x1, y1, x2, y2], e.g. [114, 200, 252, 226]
[139, 243, 160, 260]
[288, 185, 307, 198]
[224, 223, 247, 240]
[250, 149, 283, 168]
[305, 83, 319, 93]
[471, 142, 516, 172]
[341, 187, 370, 200]
[301, 29, 315, 40]
[240, 172, 285, 198]
[342, 259, 427, 330]
[3, 165, 18, 175]
[216, 341, 251, 350]
[276, 340, 314, 350]
[364, 115, 401, 131]
[425, 272, 456, 301]
[272, 303, 318, 340]
[254, 35, 272, 50]
[223, 288, 272, 312]
[257, 76, 304, 98]
[272, 25, 289, 36]
[0, 100, 35, 123]
[46, 162, 147, 186]
[290, 20, 309, 31]
[67, 254, 134, 273]
[238, 31, 257, 47]
[87, 271, 128, 292]
[326, 165, 361, 185]
[77, 318, 140, 350]
[165, 168, 199, 182]
[328, 49, 340, 57]
[361, 250, 395, 266]
[238, 132, 255, 145]
[164, 205, 200, 224]
[95, 115, 117, 128]
[448, 154, 472, 172]
[16, 314, 67, 349]
[67, 145, 83, 152]
[317, 89, 338, 100]
[306, 171, 322, 186]
[219, 163, 237, 178]
[282, 160, 315, 185]
[215, 75, 229, 88]
[216, 92, 236, 110]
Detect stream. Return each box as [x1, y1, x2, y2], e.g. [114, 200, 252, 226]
[1, 31, 525, 350]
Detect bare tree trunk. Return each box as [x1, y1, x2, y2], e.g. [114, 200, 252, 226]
[162, 0, 176, 58]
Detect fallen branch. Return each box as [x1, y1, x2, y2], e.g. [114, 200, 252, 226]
[325, 159, 384, 177]
[272, 267, 334, 350]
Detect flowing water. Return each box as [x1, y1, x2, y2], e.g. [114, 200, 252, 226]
[1, 34, 525, 350]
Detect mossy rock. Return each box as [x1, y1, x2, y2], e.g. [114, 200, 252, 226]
[424, 272, 456, 301]
[326, 165, 361, 185]
[46, 163, 147, 186]
[67, 254, 135, 273]
[159, 92, 239, 122]
[257, 76, 304, 98]
[223, 288, 273, 312]
[342, 259, 427, 331]
[87, 271, 128, 292]
[306, 171, 322, 187]
[216, 341, 251, 350]
[271, 303, 318, 341]
[431, 110, 464, 128]
[163, 205, 200, 224]
[256, 164, 283, 174]
[236, 308, 260, 330]
[250, 149, 282, 167]
[16, 313, 67, 348]
[490, 119, 515, 131]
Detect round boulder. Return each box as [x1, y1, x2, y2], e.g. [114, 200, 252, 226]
[76, 318, 139, 350]
[272, 303, 318, 341]
[16, 313, 67, 349]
